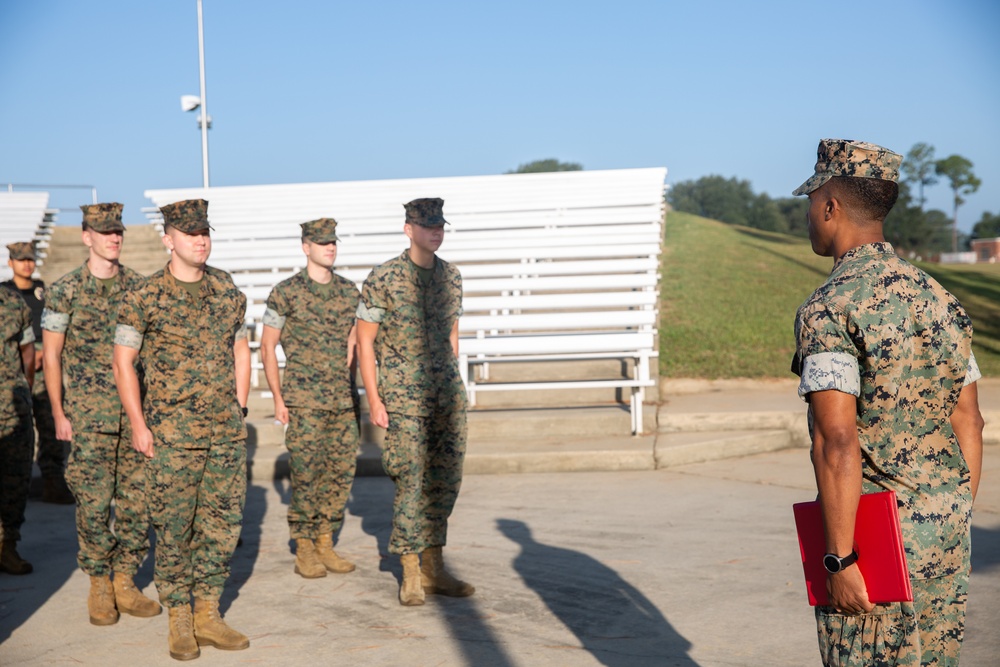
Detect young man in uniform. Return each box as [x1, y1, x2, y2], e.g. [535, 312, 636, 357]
[261, 217, 360, 579]
[3, 242, 73, 504]
[113, 199, 251, 660]
[42, 203, 159, 624]
[0, 281, 35, 574]
[357, 197, 475, 606]
[792, 139, 984, 666]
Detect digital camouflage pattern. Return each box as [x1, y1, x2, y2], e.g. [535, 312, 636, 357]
[284, 408, 358, 539]
[358, 250, 466, 417]
[404, 197, 449, 227]
[115, 265, 248, 447]
[263, 269, 359, 411]
[5, 242, 36, 260]
[793, 138, 902, 196]
[43, 263, 147, 433]
[0, 289, 34, 543]
[146, 444, 246, 606]
[43, 263, 151, 575]
[65, 430, 149, 576]
[299, 218, 340, 243]
[358, 249, 467, 554]
[116, 263, 248, 607]
[264, 268, 360, 539]
[794, 242, 977, 665]
[382, 411, 467, 554]
[815, 572, 968, 666]
[80, 202, 125, 232]
[159, 198, 212, 233]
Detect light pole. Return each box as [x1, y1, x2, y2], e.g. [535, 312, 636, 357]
[180, 0, 211, 188]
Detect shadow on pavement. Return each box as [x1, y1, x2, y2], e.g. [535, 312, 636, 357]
[971, 524, 1000, 573]
[497, 518, 701, 667]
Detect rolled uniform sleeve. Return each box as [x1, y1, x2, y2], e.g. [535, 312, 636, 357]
[795, 300, 861, 400]
[116, 289, 147, 349]
[41, 308, 70, 333]
[20, 324, 35, 346]
[964, 351, 982, 386]
[263, 286, 287, 330]
[358, 274, 386, 323]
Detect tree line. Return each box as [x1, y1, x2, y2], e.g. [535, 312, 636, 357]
[667, 144, 998, 256]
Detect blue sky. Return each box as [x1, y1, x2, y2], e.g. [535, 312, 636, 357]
[2, 0, 998, 232]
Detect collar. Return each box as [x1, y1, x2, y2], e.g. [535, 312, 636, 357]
[833, 242, 895, 272]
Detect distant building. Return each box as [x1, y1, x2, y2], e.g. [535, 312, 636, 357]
[970, 237, 1000, 263]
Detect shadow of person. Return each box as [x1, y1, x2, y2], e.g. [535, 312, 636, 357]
[496, 518, 701, 667]
[347, 476, 396, 575]
[218, 467, 267, 615]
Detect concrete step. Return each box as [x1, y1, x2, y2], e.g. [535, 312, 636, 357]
[655, 429, 795, 468]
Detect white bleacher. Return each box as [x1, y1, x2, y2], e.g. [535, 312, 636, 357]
[144, 168, 666, 433]
[0, 192, 56, 281]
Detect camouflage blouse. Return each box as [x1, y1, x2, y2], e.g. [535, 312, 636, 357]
[794, 242, 981, 579]
[1, 288, 33, 425]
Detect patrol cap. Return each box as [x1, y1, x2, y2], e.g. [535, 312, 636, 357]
[80, 202, 126, 232]
[160, 198, 213, 233]
[300, 217, 339, 243]
[404, 197, 449, 227]
[6, 241, 36, 261]
[793, 138, 902, 196]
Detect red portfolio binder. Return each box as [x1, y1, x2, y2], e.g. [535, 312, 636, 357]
[793, 490, 913, 606]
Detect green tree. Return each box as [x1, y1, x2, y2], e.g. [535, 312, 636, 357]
[774, 197, 810, 237]
[882, 181, 952, 256]
[971, 211, 1000, 240]
[507, 159, 583, 174]
[668, 175, 785, 232]
[900, 142, 938, 210]
[935, 154, 981, 252]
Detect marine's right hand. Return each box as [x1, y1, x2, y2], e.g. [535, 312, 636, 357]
[369, 398, 389, 429]
[54, 414, 73, 442]
[132, 426, 155, 458]
[273, 397, 289, 425]
[827, 565, 874, 615]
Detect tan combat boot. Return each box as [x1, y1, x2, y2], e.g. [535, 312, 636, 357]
[421, 546, 475, 597]
[0, 540, 33, 575]
[293, 538, 326, 578]
[168, 605, 200, 661]
[88, 575, 120, 625]
[398, 553, 425, 606]
[113, 572, 162, 617]
[193, 598, 250, 651]
[314, 534, 356, 573]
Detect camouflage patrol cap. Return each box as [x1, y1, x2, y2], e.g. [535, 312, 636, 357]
[80, 202, 126, 232]
[6, 242, 36, 261]
[300, 218, 340, 243]
[404, 197, 449, 227]
[793, 138, 902, 196]
[160, 198, 213, 233]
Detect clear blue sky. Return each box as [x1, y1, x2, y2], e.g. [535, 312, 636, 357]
[2, 0, 998, 232]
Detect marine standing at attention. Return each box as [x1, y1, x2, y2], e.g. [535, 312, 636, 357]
[42, 203, 159, 625]
[113, 199, 251, 661]
[356, 197, 475, 606]
[3, 241, 74, 504]
[791, 139, 984, 666]
[260, 217, 360, 579]
[0, 281, 36, 574]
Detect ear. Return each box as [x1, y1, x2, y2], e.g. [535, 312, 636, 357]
[82, 230, 94, 249]
[161, 232, 174, 252]
[403, 222, 414, 241]
[302, 241, 311, 256]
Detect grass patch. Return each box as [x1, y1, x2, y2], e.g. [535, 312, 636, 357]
[660, 211, 1000, 378]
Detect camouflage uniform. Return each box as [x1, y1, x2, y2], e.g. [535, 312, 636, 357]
[42, 261, 150, 576]
[116, 204, 248, 607]
[793, 140, 980, 666]
[0, 288, 34, 545]
[358, 234, 467, 555]
[3, 246, 64, 480]
[264, 260, 360, 539]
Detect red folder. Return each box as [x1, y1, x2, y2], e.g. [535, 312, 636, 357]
[793, 490, 913, 606]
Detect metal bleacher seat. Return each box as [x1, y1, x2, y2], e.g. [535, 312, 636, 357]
[144, 167, 666, 433]
[0, 191, 56, 281]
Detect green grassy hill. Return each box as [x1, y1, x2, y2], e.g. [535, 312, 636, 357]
[660, 211, 1000, 379]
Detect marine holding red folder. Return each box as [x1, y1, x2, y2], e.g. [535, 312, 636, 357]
[789, 139, 985, 667]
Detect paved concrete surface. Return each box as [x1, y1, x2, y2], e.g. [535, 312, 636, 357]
[3, 445, 999, 666]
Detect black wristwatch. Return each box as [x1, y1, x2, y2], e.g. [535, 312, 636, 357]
[823, 550, 858, 574]
[241, 406, 249, 417]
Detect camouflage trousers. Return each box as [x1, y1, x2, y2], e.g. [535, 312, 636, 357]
[32, 370, 68, 478]
[382, 409, 467, 555]
[286, 407, 359, 540]
[64, 430, 151, 576]
[146, 441, 246, 607]
[0, 394, 34, 543]
[816, 572, 968, 666]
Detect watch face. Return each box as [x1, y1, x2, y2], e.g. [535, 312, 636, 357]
[823, 554, 841, 573]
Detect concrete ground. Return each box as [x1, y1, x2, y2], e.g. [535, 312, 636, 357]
[2, 444, 999, 666]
